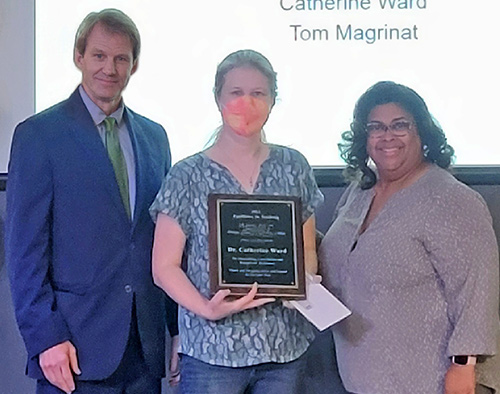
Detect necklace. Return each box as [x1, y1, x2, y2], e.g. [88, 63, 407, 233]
[248, 166, 257, 189]
[214, 144, 266, 191]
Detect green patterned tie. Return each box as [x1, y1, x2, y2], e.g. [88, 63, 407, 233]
[103, 117, 131, 218]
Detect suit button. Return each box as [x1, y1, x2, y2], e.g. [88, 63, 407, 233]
[124, 285, 132, 293]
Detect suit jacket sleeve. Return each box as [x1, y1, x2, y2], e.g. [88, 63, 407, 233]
[160, 124, 178, 337]
[5, 120, 71, 360]
[165, 294, 179, 337]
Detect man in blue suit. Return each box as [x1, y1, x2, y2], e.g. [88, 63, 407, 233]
[5, 9, 175, 394]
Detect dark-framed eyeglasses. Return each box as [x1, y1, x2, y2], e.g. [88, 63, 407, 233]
[365, 120, 415, 138]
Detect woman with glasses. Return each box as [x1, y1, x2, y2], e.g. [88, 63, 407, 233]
[319, 81, 499, 394]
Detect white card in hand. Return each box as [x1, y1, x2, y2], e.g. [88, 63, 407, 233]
[290, 281, 351, 331]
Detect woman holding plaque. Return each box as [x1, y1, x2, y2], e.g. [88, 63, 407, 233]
[319, 81, 499, 394]
[150, 49, 323, 394]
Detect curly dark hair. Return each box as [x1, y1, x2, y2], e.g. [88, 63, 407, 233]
[339, 81, 455, 189]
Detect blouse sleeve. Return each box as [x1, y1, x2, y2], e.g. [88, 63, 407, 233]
[424, 183, 499, 357]
[149, 162, 192, 235]
[293, 150, 324, 222]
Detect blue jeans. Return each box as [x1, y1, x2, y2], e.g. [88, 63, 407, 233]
[179, 354, 307, 394]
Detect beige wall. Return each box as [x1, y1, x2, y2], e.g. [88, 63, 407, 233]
[0, 0, 34, 173]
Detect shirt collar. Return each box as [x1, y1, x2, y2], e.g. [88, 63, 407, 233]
[78, 85, 125, 127]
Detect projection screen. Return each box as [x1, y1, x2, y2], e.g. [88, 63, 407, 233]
[35, 0, 500, 167]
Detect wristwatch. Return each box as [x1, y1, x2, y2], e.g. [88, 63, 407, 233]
[451, 355, 477, 366]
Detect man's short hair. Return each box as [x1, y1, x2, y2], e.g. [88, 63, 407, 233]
[74, 8, 141, 61]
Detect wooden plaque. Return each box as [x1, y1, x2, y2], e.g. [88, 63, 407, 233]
[208, 194, 305, 299]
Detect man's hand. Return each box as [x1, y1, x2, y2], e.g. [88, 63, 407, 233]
[168, 335, 180, 387]
[444, 363, 475, 394]
[39, 341, 81, 394]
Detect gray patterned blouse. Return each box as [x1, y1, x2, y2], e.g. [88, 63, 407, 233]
[319, 165, 499, 394]
[150, 145, 324, 367]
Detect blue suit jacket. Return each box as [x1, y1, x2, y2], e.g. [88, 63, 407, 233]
[5, 89, 172, 380]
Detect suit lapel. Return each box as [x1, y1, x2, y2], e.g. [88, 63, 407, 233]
[124, 108, 145, 230]
[65, 89, 130, 221]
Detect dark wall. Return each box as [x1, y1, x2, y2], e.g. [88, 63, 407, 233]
[1, 177, 499, 394]
[0, 188, 36, 393]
